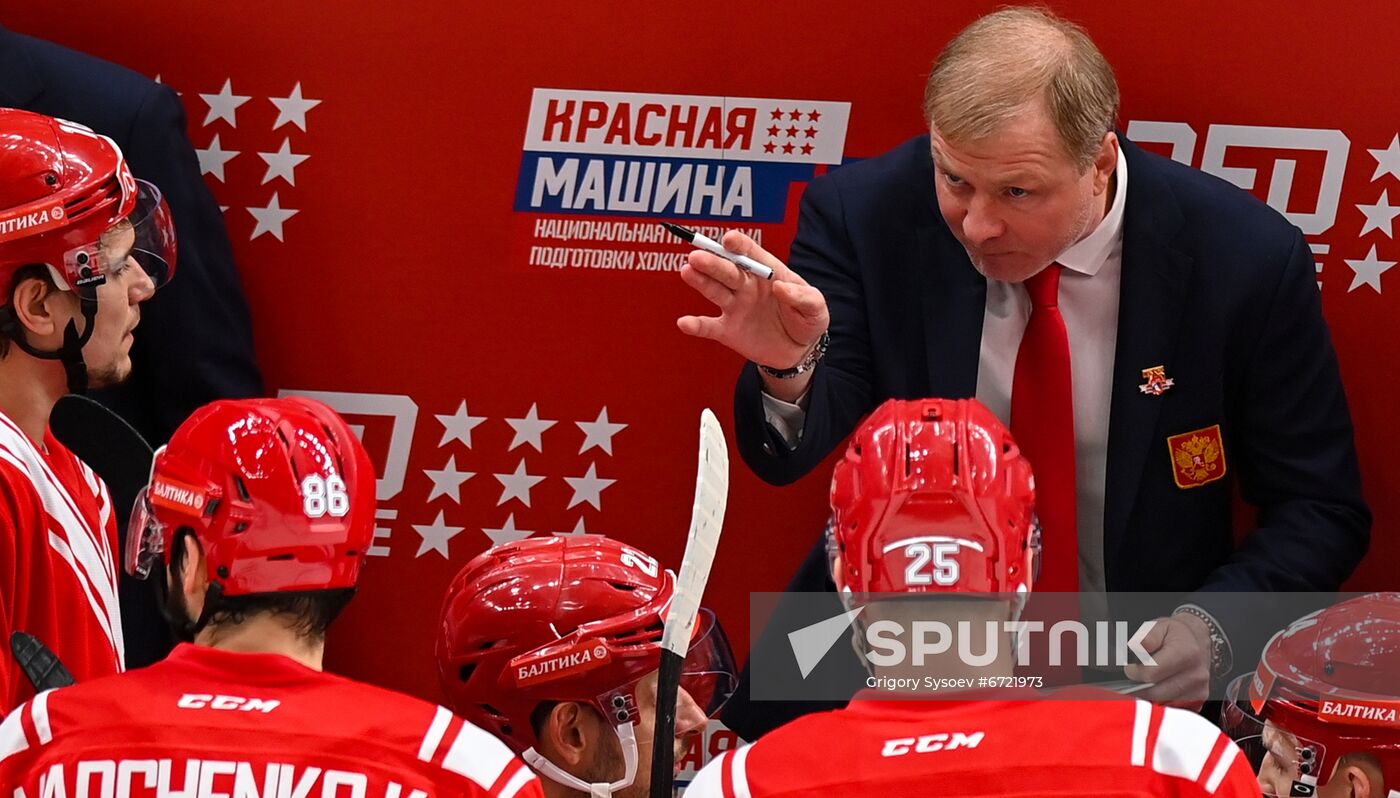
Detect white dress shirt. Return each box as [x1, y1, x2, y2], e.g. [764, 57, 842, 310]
[764, 147, 1129, 594]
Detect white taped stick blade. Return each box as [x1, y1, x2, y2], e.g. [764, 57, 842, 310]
[660, 408, 729, 657]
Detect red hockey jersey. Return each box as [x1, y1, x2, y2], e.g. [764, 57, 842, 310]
[686, 688, 1261, 798]
[0, 410, 124, 714]
[0, 644, 543, 798]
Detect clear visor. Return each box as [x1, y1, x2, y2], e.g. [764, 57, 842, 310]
[124, 444, 168, 580]
[600, 608, 738, 726]
[677, 608, 739, 717]
[64, 179, 176, 292]
[1223, 675, 1330, 796]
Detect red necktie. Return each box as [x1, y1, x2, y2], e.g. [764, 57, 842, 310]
[1010, 263, 1079, 592]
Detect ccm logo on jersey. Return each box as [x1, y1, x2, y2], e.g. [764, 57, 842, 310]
[881, 731, 985, 757]
[177, 693, 281, 713]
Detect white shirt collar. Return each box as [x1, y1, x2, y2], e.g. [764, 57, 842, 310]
[1056, 145, 1128, 278]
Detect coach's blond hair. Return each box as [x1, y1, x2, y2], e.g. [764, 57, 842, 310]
[923, 7, 1120, 170]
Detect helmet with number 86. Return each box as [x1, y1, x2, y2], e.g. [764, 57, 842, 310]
[124, 396, 376, 597]
[828, 398, 1039, 595]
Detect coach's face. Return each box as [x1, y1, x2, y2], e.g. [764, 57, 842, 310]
[931, 100, 1117, 284]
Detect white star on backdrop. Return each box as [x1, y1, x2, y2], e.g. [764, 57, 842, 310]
[483, 513, 535, 546]
[412, 510, 465, 559]
[564, 463, 615, 510]
[199, 79, 251, 127]
[269, 82, 322, 132]
[1344, 244, 1396, 294]
[1358, 190, 1400, 238]
[553, 517, 594, 538]
[436, 401, 487, 448]
[576, 407, 627, 455]
[247, 193, 299, 241]
[506, 403, 557, 452]
[195, 134, 239, 182]
[1368, 135, 1400, 183]
[495, 459, 545, 507]
[424, 455, 474, 503]
[258, 138, 310, 186]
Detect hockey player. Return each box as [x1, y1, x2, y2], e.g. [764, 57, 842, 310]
[0, 397, 542, 798]
[437, 535, 738, 798]
[0, 108, 177, 711]
[687, 398, 1261, 797]
[1222, 592, 1399, 797]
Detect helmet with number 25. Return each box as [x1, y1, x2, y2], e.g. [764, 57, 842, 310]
[828, 397, 1040, 595]
[125, 397, 376, 597]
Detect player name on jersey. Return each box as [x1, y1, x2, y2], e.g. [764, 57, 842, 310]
[18, 759, 431, 798]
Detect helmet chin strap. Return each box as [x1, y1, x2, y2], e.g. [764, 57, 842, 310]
[522, 721, 639, 798]
[4, 291, 98, 395]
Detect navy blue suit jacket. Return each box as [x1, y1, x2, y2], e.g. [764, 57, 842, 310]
[0, 24, 264, 445]
[724, 135, 1371, 738]
[738, 134, 1368, 595]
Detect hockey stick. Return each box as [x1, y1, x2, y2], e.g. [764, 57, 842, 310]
[50, 393, 176, 670]
[648, 409, 729, 798]
[10, 632, 76, 691]
[50, 394, 156, 523]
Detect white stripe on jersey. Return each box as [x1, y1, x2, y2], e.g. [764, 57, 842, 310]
[1204, 738, 1242, 794]
[1130, 699, 1151, 767]
[418, 705, 453, 762]
[442, 720, 515, 790]
[0, 702, 29, 763]
[497, 765, 537, 798]
[45, 530, 119, 658]
[77, 460, 116, 582]
[730, 743, 753, 798]
[1151, 707, 1222, 783]
[30, 690, 53, 744]
[0, 417, 124, 666]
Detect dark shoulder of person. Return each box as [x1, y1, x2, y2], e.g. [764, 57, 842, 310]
[0, 26, 165, 142]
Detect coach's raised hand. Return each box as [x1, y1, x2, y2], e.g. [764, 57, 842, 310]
[676, 230, 829, 402]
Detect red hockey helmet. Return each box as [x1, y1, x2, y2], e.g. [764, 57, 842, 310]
[124, 397, 376, 596]
[1222, 593, 1400, 796]
[0, 108, 175, 293]
[437, 535, 736, 763]
[829, 398, 1039, 594]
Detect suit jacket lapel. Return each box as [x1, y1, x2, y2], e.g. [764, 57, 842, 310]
[909, 138, 986, 398]
[1102, 140, 1196, 580]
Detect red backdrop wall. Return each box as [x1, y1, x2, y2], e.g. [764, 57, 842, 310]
[6, 0, 1397, 703]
